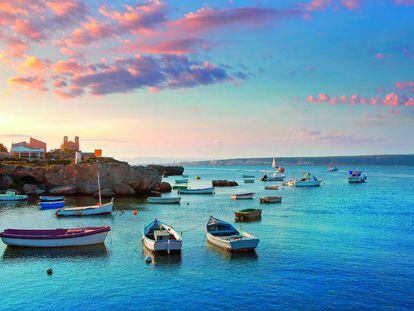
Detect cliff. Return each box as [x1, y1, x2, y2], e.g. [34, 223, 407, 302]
[146, 165, 184, 176]
[0, 160, 162, 195]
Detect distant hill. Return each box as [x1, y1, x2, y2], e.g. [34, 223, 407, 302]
[179, 154, 414, 166]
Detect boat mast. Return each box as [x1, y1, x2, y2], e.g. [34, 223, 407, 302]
[97, 168, 102, 205]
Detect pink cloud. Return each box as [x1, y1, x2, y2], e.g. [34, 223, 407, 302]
[395, 81, 414, 93]
[8, 75, 47, 91]
[305, 0, 333, 11]
[383, 93, 399, 106]
[341, 0, 361, 10]
[118, 38, 209, 55]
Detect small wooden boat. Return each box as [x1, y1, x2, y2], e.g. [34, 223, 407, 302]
[206, 216, 259, 252]
[146, 197, 181, 204]
[234, 209, 262, 221]
[39, 195, 64, 202]
[172, 184, 188, 190]
[55, 199, 114, 217]
[175, 178, 188, 184]
[264, 185, 279, 190]
[178, 187, 214, 195]
[0, 226, 110, 247]
[231, 192, 254, 200]
[242, 175, 255, 179]
[260, 196, 282, 204]
[0, 191, 28, 201]
[348, 171, 367, 183]
[39, 201, 65, 209]
[142, 219, 182, 254]
[244, 179, 254, 184]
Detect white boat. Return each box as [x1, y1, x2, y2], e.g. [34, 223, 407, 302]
[178, 187, 214, 195]
[175, 178, 188, 184]
[206, 216, 259, 252]
[348, 171, 367, 183]
[142, 219, 182, 254]
[55, 199, 113, 217]
[0, 191, 28, 201]
[231, 192, 255, 200]
[272, 157, 278, 169]
[261, 173, 285, 182]
[146, 197, 181, 204]
[327, 163, 338, 172]
[0, 226, 110, 248]
[291, 172, 322, 187]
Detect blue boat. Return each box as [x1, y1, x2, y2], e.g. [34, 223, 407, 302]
[39, 196, 64, 202]
[39, 201, 65, 209]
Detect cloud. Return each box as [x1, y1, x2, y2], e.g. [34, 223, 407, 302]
[8, 75, 47, 91]
[295, 128, 380, 144]
[304, 0, 361, 11]
[118, 38, 209, 55]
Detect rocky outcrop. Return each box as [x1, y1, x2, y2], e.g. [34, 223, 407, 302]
[156, 182, 172, 193]
[94, 188, 115, 198]
[0, 161, 162, 195]
[22, 184, 45, 195]
[147, 165, 184, 176]
[212, 180, 239, 187]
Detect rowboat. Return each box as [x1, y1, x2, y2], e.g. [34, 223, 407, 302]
[172, 184, 188, 190]
[260, 196, 282, 203]
[291, 173, 322, 187]
[234, 209, 262, 221]
[55, 199, 114, 217]
[348, 171, 367, 183]
[242, 175, 255, 178]
[39, 195, 64, 202]
[146, 197, 181, 204]
[175, 178, 188, 184]
[142, 219, 182, 254]
[178, 187, 214, 195]
[244, 179, 254, 184]
[0, 191, 28, 201]
[231, 192, 254, 200]
[206, 216, 259, 252]
[39, 200, 65, 209]
[264, 185, 279, 190]
[0, 226, 110, 248]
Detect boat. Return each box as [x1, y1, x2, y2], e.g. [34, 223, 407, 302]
[0, 191, 28, 201]
[242, 175, 255, 178]
[0, 226, 110, 248]
[327, 162, 338, 172]
[264, 185, 279, 190]
[260, 173, 285, 182]
[178, 187, 214, 195]
[142, 219, 182, 254]
[272, 157, 278, 169]
[146, 197, 181, 204]
[39, 200, 65, 209]
[231, 192, 255, 200]
[39, 195, 64, 202]
[172, 184, 188, 190]
[348, 171, 367, 183]
[260, 196, 282, 203]
[182, 174, 189, 178]
[175, 178, 188, 184]
[55, 199, 114, 216]
[244, 179, 254, 184]
[195, 176, 201, 180]
[205, 216, 259, 252]
[234, 209, 262, 221]
[291, 172, 322, 187]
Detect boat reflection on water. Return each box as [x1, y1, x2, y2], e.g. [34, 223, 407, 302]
[206, 243, 259, 261]
[141, 246, 182, 266]
[2, 244, 109, 261]
[234, 216, 262, 223]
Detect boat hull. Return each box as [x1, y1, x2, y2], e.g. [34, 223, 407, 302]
[348, 177, 367, 183]
[260, 196, 282, 203]
[179, 188, 214, 195]
[234, 210, 262, 220]
[264, 186, 279, 190]
[294, 180, 321, 187]
[55, 201, 113, 216]
[39, 196, 64, 202]
[147, 197, 181, 204]
[175, 179, 188, 184]
[142, 237, 182, 253]
[207, 233, 259, 252]
[39, 201, 65, 209]
[231, 193, 254, 200]
[0, 195, 28, 201]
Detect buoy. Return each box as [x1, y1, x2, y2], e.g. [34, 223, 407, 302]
[278, 167, 285, 173]
[145, 256, 152, 264]
[133, 210, 137, 215]
[47, 268, 53, 275]
[187, 203, 189, 206]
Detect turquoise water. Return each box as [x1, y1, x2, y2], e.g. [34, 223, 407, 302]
[1, 165, 413, 310]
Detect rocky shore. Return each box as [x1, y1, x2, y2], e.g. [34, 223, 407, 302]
[0, 159, 183, 196]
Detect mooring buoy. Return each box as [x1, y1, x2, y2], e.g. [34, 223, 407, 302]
[47, 268, 53, 275]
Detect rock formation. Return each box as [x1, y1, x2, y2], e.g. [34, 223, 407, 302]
[212, 180, 239, 187]
[147, 165, 184, 176]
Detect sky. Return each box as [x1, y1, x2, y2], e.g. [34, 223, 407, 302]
[0, 0, 413, 161]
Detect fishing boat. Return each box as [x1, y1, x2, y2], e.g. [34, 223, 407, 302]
[348, 171, 367, 183]
[175, 178, 188, 184]
[205, 216, 259, 252]
[242, 175, 255, 179]
[0, 191, 28, 201]
[146, 197, 181, 204]
[231, 192, 255, 200]
[178, 187, 214, 195]
[264, 185, 279, 190]
[260, 196, 282, 203]
[0, 226, 110, 248]
[142, 219, 182, 254]
[244, 179, 254, 184]
[234, 209, 262, 221]
[291, 172, 322, 187]
[172, 184, 188, 190]
[39, 195, 64, 202]
[39, 200, 65, 209]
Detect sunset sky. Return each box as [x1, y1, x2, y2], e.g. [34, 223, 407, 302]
[0, 0, 413, 161]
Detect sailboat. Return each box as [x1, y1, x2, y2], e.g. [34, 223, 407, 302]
[272, 157, 278, 169]
[55, 169, 114, 217]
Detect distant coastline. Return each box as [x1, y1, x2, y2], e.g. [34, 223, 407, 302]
[179, 154, 414, 166]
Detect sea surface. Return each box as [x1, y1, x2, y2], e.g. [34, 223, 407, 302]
[0, 165, 413, 310]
